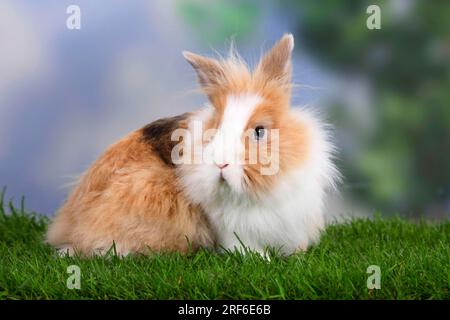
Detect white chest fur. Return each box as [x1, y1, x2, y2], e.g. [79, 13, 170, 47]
[204, 168, 326, 255]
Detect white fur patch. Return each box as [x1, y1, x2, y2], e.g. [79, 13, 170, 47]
[206, 94, 261, 166]
[188, 94, 262, 194]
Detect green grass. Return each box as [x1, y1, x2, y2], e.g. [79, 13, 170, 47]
[0, 191, 449, 300]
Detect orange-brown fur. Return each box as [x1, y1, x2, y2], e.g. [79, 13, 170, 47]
[46, 129, 214, 256]
[242, 109, 310, 195]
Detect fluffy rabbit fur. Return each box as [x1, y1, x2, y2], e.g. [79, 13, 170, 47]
[46, 34, 339, 257]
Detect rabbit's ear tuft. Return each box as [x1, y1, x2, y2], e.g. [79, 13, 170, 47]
[183, 51, 225, 89]
[256, 34, 294, 85]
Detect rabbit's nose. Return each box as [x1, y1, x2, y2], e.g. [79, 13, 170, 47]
[216, 163, 229, 170]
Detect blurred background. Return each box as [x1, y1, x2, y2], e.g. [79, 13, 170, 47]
[0, 0, 448, 219]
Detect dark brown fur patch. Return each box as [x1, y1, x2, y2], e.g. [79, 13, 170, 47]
[141, 113, 190, 166]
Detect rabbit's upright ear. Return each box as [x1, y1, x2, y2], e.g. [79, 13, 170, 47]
[183, 51, 225, 93]
[255, 34, 294, 86]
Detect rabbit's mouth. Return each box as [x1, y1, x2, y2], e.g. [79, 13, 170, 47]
[218, 170, 231, 187]
[213, 165, 245, 195]
[219, 172, 226, 182]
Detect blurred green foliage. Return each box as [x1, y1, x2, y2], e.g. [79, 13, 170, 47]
[285, 0, 450, 216]
[176, 0, 260, 45]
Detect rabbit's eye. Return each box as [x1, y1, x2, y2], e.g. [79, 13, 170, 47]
[254, 126, 266, 140]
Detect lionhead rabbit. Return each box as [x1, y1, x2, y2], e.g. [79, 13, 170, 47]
[46, 34, 339, 257]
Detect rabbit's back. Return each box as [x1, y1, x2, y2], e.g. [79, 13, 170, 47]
[46, 118, 214, 256]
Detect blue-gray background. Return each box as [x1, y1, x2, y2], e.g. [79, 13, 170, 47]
[1, 1, 448, 219]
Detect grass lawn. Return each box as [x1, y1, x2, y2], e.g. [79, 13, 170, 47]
[0, 192, 449, 300]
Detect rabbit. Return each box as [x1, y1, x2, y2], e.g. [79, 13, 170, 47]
[46, 33, 339, 257]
